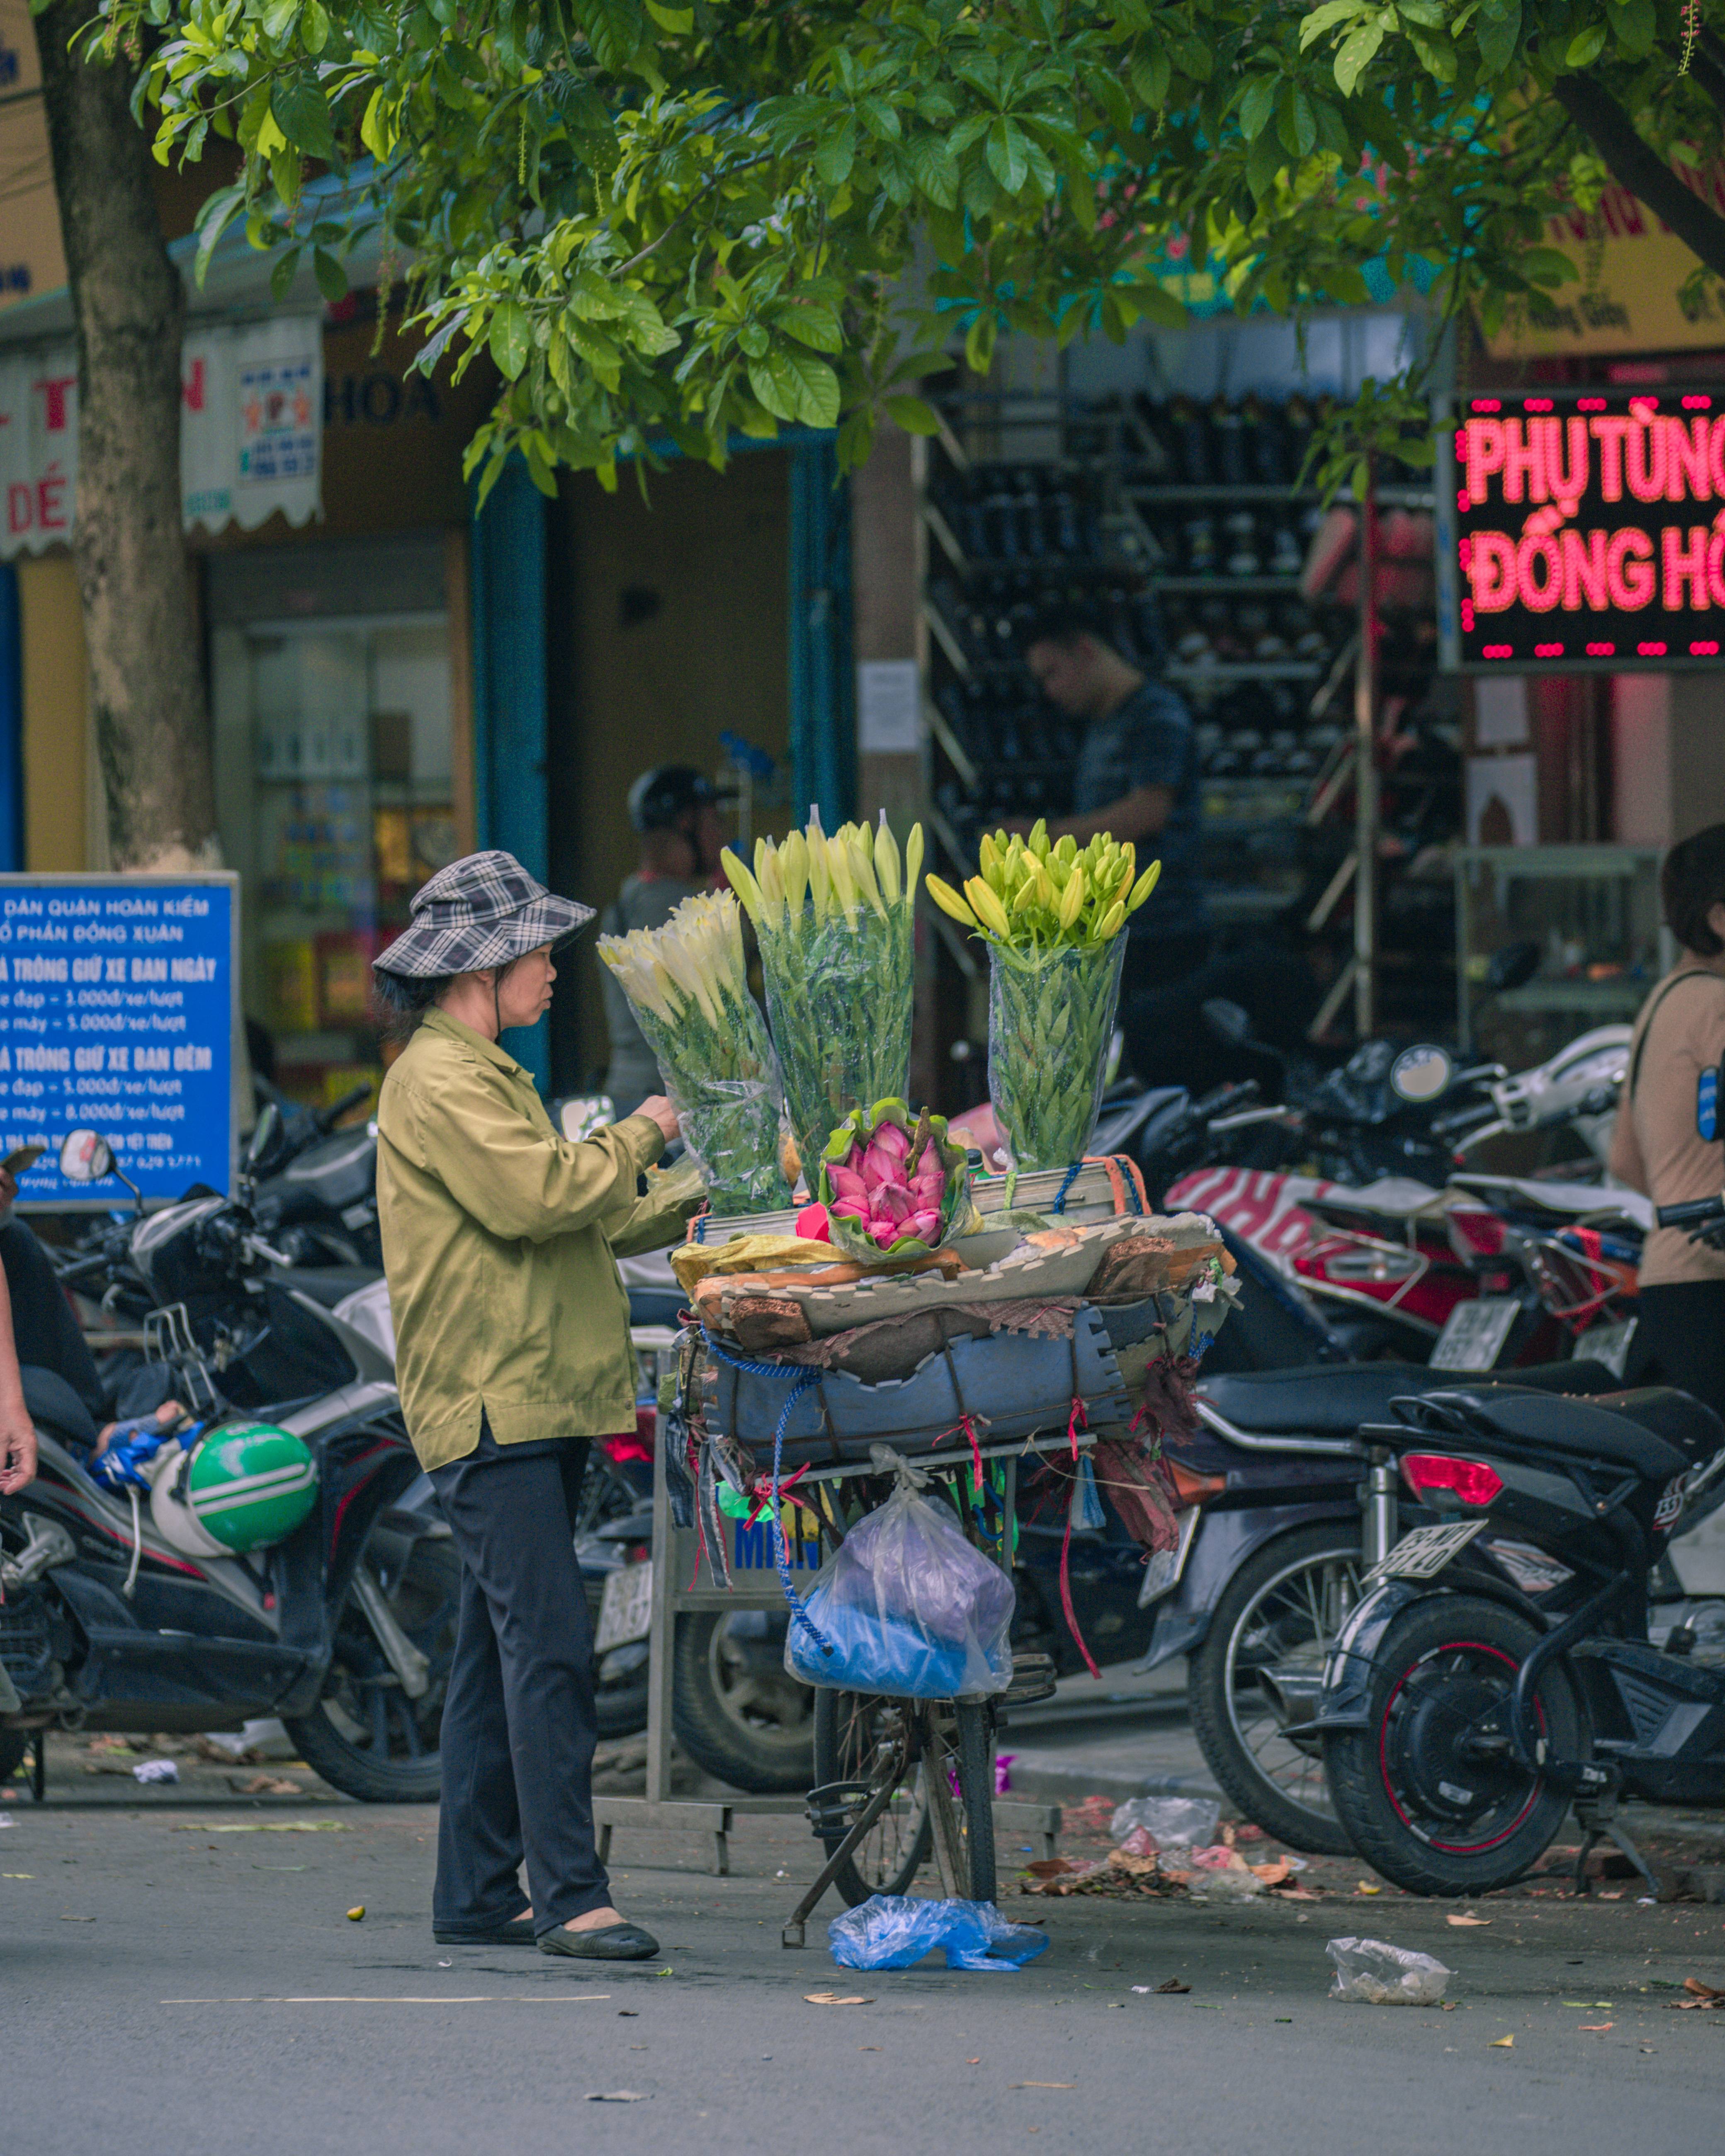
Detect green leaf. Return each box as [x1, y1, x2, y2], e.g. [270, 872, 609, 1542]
[1246, 125, 1285, 201]
[1333, 17, 1387, 96]
[644, 1, 693, 27]
[1477, 0, 1521, 78]
[272, 75, 335, 162]
[1239, 73, 1277, 143]
[311, 246, 347, 301]
[1112, 280, 1187, 330]
[578, 0, 646, 72]
[1606, 0, 1656, 56]
[780, 345, 841, 428]
[489, 299, 531, 381]
[1564, 24, 1606, 67]
[1277, 83, 1317, 159]
[1129, 39, 1171, 109]
[192, 184, 246, 289]
[883, 394, 941, 435]
[360, 86, 396, 162]
[260, 0, 301, 41]
[779, 303, 843, 354]
[746, 354, 796, 422]
[814, 119, 856, 187]
[301, 0, 329, 53]
[985, 117, 1028, 196]
[269, 245, 304, 303]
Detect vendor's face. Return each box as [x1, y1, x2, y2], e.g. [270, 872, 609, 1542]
[1026, 634, 1100, 717]
[496, 946, 556, 1029]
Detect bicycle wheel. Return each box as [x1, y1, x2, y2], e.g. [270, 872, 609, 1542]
[811, 1689, 933, 1907]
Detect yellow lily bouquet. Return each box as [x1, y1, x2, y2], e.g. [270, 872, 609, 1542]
[928, 824, 1160, 1171]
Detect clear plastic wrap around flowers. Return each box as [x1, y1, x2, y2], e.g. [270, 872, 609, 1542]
[722, 813, 921, 1183]
[595, 891, 793, 1216]
[987, 935, 1126, 1173]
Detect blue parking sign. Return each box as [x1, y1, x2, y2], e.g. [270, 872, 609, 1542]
[0, 874, 238, 1207]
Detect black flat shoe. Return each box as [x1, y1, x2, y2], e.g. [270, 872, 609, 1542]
[538, 1922, 660, 1962]
[433, 1919, 537, 1946]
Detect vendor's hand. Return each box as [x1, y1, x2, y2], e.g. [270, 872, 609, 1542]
[637, 1095, 681, 1144]
[0, 1398, 36, 1495]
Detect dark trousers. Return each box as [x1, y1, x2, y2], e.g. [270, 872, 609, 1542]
[1, 1220, 107, 1421]
[428, 1423, 611, 1937]
[1635, 1280, 1725, 1425]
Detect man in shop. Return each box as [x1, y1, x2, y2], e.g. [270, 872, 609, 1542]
[599, 765, 726, 1116]
[1018, 604, 1209, 1000]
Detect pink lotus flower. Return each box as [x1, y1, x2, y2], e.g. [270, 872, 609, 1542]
[871, 1120, 911, 1164]
[860, 1136, 901, 1190]
[908, 1208, 941, 1241]
[827, 1163, 867, 1202]
[871, 1220, 899, 1248]
[830, 1197, 869, 1224]
[877, 1184, 912, 1224]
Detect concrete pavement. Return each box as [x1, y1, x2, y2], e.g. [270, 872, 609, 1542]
[6, 1733, 1725, 2156]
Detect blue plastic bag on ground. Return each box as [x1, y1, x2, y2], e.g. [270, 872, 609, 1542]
[785, 1477, 1014, 1699]
[828, 1894, 1049, 1973]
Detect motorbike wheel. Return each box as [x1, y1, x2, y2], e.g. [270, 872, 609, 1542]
[1188, 1524, 1364, 1856]
[671, 1611, 816, 1794]
[1323, 1593, 1580, 1897]
[811, 1689, 934, 1906]
[283, 1527, 462, 1804]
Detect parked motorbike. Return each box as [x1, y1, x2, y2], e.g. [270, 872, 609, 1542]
[0, 1129, 451, 1803]
[1314, 1272, 1725, 1894]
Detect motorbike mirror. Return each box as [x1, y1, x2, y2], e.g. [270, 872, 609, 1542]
[244, 1100, 280, 1170]
[1484, 939, 1540, 995]
[58, 1128, 114, 1184]
[1390, 1043, 1455, 1103]
[1201, 998, 1252, 1047]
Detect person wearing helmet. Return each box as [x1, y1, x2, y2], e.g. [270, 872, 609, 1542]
[599, 766, 724, 1114]
[371, 849, 701, 1964]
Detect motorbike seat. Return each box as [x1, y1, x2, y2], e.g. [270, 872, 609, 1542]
[1409, 1383, 1716, 1481]
[278, 1265, 383, 1309]
[1197, 1357, 1623, 1440]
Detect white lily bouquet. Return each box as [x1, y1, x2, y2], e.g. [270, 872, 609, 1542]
[596, 891, 793, 1215]
[722, 812, 923, 1180]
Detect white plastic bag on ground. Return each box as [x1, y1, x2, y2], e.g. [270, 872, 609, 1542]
[1327, 1936, 1452, 2004]
[1109, 1795, 1221, 1848]
[1189, 1865, 1263, 1903]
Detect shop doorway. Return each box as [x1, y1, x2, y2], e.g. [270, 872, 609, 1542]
[546, 450, 791, 1091]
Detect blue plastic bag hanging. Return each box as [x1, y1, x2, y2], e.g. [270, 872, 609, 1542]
[785, 1454, 1014, 1699]
[828, 1894, 1050, 1972]
[1068, 1453, 1105, 1533]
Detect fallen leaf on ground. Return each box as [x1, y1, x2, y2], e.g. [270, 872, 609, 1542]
[1448, 1913, 1491, 1927]
[586, 2091, 649, 2102]
[1023, 1857, 1088, 1879]
[1671, 1979, 1725, 2010]
[1106, 1850, 1161, 1878]
[1579, 2023, 1613, 2032]
[230, 1775, 303, 1796]
[1010, 2083, 1075, 2090]
[1273, 1886, 1323, 1901]
[1356, 1882, 1382, 1895]
[1154, 1978, 1190, 1994]
[965, 2057, 980, 2064]
[59, 1915, 95, 1923]
[1249, 1860, 1293, 1887]
[804, 1992, 873, 2006]
[1489, 2035, 1514, 2048]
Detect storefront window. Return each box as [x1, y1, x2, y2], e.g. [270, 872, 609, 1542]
[209, 535, 457, 1111]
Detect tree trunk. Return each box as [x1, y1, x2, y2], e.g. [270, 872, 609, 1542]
[32, 7, 215, 870]
[1552, 72, 1725, 283]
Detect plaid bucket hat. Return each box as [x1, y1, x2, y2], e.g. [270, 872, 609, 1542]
[372, 850, 595, 981]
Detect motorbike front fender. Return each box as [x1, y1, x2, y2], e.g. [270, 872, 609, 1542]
[1138, 1499, 1361, 1672]
[1309, 1576, 1436, 1732]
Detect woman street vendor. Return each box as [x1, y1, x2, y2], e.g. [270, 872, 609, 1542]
[372, 849, 700, 1962]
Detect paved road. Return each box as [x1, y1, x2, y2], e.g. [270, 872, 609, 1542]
[7, 1741, 1725, 2156]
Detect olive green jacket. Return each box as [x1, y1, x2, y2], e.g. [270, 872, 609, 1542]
[377, 1008, 697, 1469]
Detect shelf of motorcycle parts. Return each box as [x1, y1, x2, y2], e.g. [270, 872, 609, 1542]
[1165, 660, 1324, 684]
[1149, 574, 1306, 594]
[1128, 483, 1436, 507]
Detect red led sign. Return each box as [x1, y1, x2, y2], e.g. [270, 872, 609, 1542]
[1448, 390, 1725, 672]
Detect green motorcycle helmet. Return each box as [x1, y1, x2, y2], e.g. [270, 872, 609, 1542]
[149, 1422, 318, 1559]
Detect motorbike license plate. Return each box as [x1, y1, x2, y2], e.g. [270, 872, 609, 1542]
[1574, 1315, 1637, 1380]
[1428, 1297, 1520, 1372]
[593, 1561, 654, 1654]
[1369, 1520, 1486, 1581]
